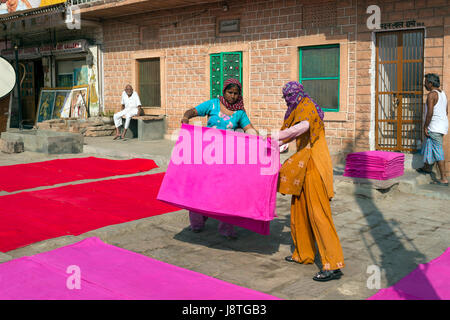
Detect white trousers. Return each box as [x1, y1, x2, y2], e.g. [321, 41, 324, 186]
[113, 108, 138, 129]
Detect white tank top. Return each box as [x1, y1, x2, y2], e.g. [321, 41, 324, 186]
[427, 90, 448, 135]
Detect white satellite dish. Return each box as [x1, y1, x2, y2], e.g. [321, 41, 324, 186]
[0, 56, 16, 99]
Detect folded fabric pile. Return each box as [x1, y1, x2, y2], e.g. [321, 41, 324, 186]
[343, 150, 404, 180]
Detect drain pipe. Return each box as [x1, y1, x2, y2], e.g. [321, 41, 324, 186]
[14, 43, 22, 130]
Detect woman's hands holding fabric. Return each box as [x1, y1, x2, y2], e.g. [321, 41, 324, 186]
[181, 108, 198, 124]
[181, 117, 189, 124]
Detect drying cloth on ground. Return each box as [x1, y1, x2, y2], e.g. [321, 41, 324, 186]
[0, 157, 158, 192]
[0, 237, 281, 300]
[343, 150, 404, 180]
[0, 173, 180, 252]
[368, 247, 450, 300]
[157, 124, 280, 235]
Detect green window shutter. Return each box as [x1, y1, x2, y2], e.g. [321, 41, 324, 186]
[299, 45, 340, 112]
[210, 54, 222, 99]
[210, 52, 242, 99]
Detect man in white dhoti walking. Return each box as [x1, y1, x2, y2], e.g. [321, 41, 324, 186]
[113, 84, 143, 140]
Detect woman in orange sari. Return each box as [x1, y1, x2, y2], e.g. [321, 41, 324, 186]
[272, 81, 345, 282]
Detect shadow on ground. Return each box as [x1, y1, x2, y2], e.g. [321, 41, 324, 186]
[352, 178, 439, 298]
[173, 215, 292, 255]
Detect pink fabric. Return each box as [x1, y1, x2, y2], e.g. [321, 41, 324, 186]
[0, 173, 180, 252]
[0, 237, 281, 300]
[343, 151, 404, 180]
[0, 157, 158, 192]
[157, 124, 280, 235]
[369, 247, 450, 300]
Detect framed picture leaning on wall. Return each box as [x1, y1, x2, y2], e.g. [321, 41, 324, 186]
[52, 88, 72, 119]
[36, 89, 56, 123]
[69, 85, 90, 119]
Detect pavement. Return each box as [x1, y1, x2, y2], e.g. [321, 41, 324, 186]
[0, 135, 449, 300]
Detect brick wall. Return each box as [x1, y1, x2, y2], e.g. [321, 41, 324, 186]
[101, 0, 449, 163]
[356, 0, 449, 152]
[444, 14, 450, 175]
[102, 0, 358, 154]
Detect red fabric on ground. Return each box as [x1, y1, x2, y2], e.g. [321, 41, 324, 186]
[0, 157, 158, 192]
[0, 173, 181, 252]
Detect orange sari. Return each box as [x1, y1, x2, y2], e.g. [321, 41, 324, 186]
[278, 97, 344, 270]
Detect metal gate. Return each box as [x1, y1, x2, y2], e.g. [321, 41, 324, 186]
[375, 30, 424, 152]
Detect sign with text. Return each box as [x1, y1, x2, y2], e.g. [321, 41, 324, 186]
[1, 40, 88, 59]
[380, 20, 425, 30]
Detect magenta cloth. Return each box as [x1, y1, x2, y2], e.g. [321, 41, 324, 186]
[157, 124, 280, 235]
[0, 173, 181, 252]
[343, 151, 404, 180]
[369, 248, 450, 300]
[0, 157, 158, 192]
[0, 237, 281, 300]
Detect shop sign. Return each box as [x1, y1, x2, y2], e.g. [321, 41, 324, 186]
[39, 44, 54, 56]
[0, 47, 40, 60]
[0, 39, 87, 60]
[380, 20, 425, 30]
[40, 40, 87, 55]
[52, 40, 88, 54]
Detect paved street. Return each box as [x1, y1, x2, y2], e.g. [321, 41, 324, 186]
[0, 137, 449, 300]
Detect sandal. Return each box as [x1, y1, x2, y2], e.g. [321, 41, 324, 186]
[113, 135, 121, 140]
[430, 180, 449, 186]
[313, 269, 343, 282]
[416, 168, 432, 175]
[285, 256, 302, 264]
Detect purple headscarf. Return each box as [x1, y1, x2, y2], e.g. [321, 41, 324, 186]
[282, 81, 324, 121]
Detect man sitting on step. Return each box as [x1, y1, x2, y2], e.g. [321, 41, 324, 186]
[113, 84, 143, 140]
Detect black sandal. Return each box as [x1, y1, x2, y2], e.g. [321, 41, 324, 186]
[416, 168, 432, 175]
[313, 269, 343, 282]
[285, 256, 301, 264]
[430, 180, 449, 186]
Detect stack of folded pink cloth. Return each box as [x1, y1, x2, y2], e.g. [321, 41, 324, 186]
[343, 150, 405, 180]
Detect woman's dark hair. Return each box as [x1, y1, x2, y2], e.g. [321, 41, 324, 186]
[425, 73, 440, 87]
[224, 83, 241, 94]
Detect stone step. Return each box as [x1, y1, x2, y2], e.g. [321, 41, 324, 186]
[84, 130, 114, 137]
[0, 139, 24, 154]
